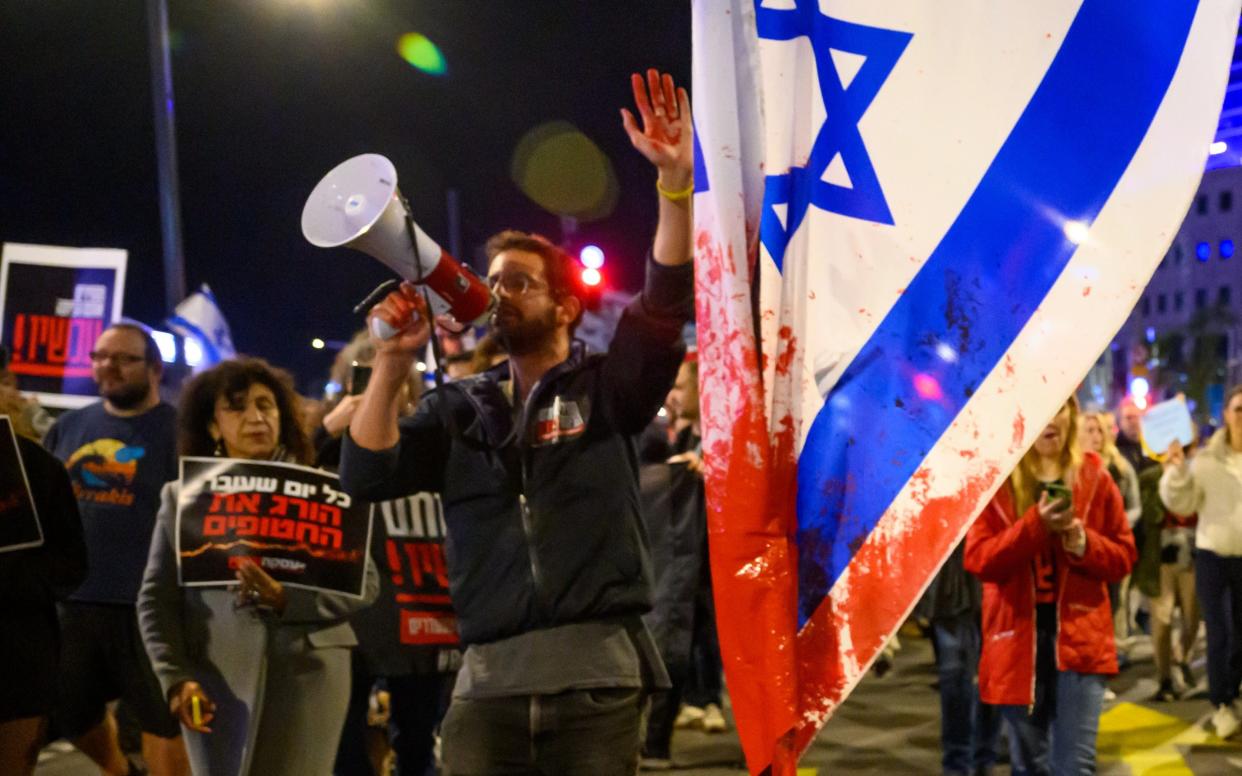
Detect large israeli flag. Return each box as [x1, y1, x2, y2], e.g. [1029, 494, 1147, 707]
[693, 1, 1240, 772]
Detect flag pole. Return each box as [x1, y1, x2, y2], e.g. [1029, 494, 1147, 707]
[147, 0, 188, 316]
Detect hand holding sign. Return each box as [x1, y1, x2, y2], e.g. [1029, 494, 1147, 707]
[1164, 440, 1187, 470]
[235, 557, 287, 614]
[1141, 396, 1196, 461]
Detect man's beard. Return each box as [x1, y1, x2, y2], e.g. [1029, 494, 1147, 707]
[494, 305, 558, 357]
[102, 380, 150, 410]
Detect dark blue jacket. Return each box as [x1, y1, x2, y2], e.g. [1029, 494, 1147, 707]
[341, 260, 692, 645]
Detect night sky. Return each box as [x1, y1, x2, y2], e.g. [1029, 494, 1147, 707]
[0, 0, 691, 391]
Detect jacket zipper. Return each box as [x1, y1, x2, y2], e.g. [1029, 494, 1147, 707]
[1029, 569, 1038, 713]
[519, 489, 546, 610]
[516, 372, 550, 615]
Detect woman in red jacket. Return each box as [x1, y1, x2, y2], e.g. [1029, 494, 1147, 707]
[965, 396, 1136, 775]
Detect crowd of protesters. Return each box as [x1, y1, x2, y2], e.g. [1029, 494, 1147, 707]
[2, 68, 1242, 776]
[0, 67, 702, 776]
[908, 385, 1242, 776]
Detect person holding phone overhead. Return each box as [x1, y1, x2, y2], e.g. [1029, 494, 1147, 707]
[965, 396, 1136, 775]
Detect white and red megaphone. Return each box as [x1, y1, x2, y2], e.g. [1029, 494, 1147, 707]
[301, 154, 495, 337]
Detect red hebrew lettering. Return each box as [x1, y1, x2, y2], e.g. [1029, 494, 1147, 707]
[236, 517, 259, 536]
[290, 497, 310, 519]
[209, 493, 230, 512]
[46, 317, 68, 364]
[12, 315, 24, 360]
[320, 526, 342, 549]
[315, 504, 342, 526]
[295, 522, 320, 546]
[403, 543, 424, 587]
[420, 543, 450, 589]
[386, 539, 404, 586]
[271, 519, 296, 540]
[203, 515, 228, 536]
[270, 495, 288, 516]
[236, 493, 261, 514]
[67, 318, 100, 366]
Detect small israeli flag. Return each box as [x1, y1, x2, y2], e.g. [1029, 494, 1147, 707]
[168, 284, 236, 366]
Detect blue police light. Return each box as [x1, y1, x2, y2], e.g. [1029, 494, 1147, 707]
[579, 245, 605, 269]
[1221, 239, 1234, 259]
[1197, 241, 1211, 261]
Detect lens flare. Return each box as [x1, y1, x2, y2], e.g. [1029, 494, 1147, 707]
[511, 121, 618, 221]
[396, 32, 447, 75]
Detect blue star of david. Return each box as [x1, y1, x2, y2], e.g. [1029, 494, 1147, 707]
[756, 2, 912, 269]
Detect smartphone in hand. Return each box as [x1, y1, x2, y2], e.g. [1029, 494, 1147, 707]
[1042, 481, 1071, 511]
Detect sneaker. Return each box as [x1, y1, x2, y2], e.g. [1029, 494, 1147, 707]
[1214, 703, 1241, 739]
[701, 703, 728, 733]
[674, 703, 705, 729]
[1150, 679, 1179, 702]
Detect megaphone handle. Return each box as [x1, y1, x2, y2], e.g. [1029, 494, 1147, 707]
[370, 316, 399, 341]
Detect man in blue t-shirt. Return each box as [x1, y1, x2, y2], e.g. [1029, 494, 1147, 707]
[44, 323, 186, 776]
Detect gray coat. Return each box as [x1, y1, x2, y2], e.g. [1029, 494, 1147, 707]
[138, 480, 379, 775]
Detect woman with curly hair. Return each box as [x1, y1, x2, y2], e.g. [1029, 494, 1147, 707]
[137, 357, 377, 775]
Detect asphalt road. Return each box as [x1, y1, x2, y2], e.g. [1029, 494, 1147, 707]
[35, 627, 1242, 775]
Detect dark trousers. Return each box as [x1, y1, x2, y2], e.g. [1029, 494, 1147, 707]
[683, 570, 724, 709]
[335, 658, 454, 776]
[931, 614, 999, 775]
[440, 688, 645, 776]
[643, 662, 687, 759]
[1196, 550, 1242, 707]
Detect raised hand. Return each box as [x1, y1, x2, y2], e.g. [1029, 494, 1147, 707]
[621, 69, 693, 187]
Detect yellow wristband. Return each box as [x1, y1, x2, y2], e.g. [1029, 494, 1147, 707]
[656, 178, 694, 202]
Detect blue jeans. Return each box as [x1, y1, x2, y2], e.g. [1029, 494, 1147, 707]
[1195, 549, 1242, 707]
[1000, 671, 1105, 776]
[932, 615, 999, 774]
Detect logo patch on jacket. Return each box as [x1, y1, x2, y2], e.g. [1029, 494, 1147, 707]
[530, 396, 588, 446]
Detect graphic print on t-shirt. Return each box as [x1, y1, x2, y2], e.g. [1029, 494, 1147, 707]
[64, 438, 146, 507]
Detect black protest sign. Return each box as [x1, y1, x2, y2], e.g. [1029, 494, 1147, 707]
[0, 244, 126, 406]
[0, 415, 42, 552]
[176, 457, 372, 597]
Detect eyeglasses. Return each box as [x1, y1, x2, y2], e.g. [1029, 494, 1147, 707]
[487, 272, 547, 297]
[89, 351, 147, 366]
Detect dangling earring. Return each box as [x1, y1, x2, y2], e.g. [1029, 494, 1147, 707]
[213, 437, 226, 457]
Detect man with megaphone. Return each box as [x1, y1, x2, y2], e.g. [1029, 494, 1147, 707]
[339, 69, 693, 775]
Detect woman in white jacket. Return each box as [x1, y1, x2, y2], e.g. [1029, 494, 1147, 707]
[1160, 385, 1242, 738]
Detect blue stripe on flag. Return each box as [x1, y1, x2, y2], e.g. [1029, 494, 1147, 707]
[693, 123, 709, 194]
[794, 0, 1199, 625]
